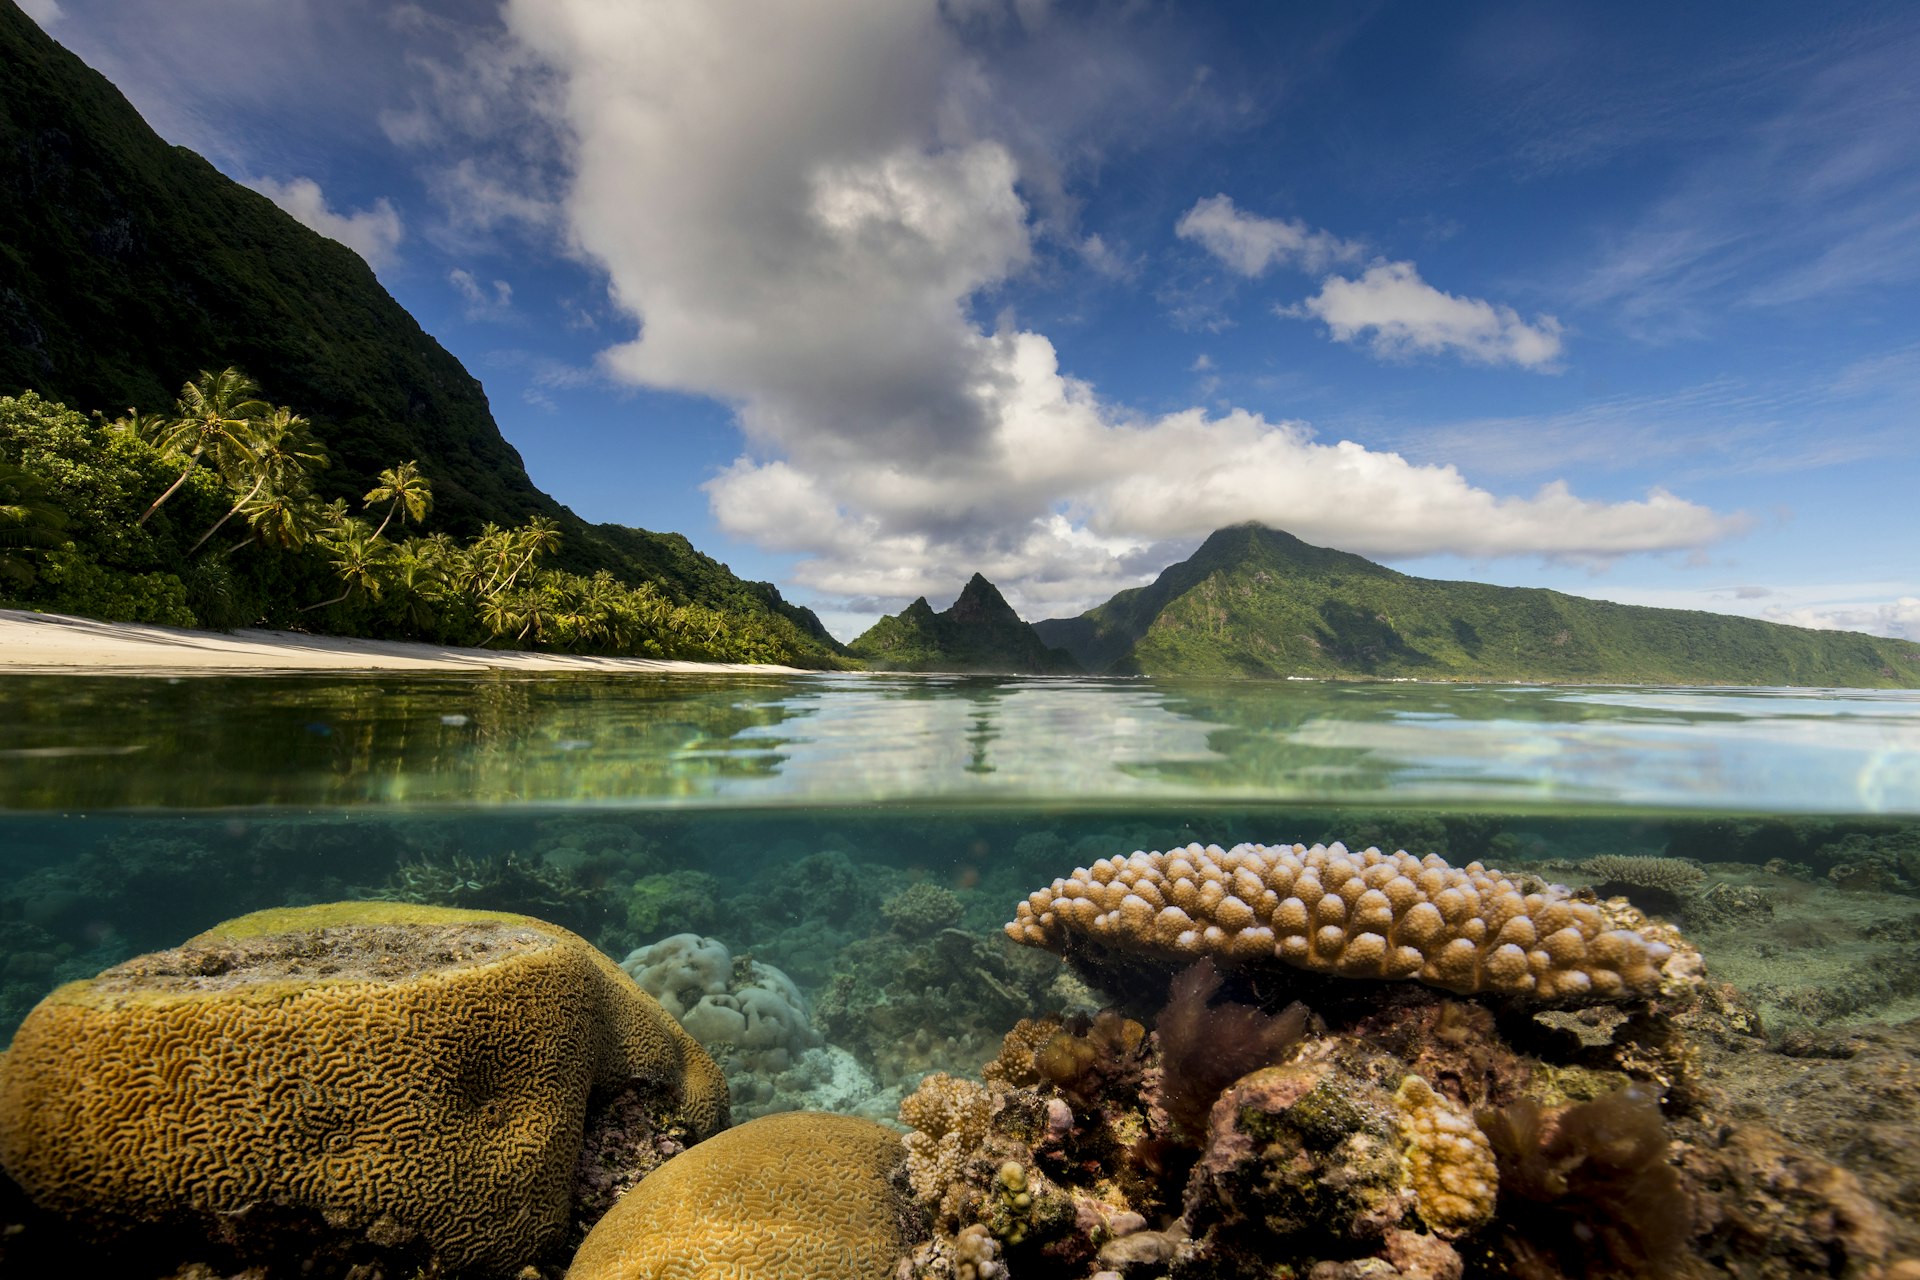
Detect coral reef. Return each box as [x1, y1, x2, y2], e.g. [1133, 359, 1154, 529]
[813, 924, 1066, 1092]
[622, 933, 822, 1119]
[1581, 854, 1706, 917]
[1009, 841, 1681, 1003]
[568, 1111, 919, 1280]
[885, 882, 968, 937]
[623, 869, 723, 944]
[0, 902, 726, 1276]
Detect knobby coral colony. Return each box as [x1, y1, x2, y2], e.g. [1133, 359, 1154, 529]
[875, 841, 1892, 1280]
[1008, 841, 1675, 1003]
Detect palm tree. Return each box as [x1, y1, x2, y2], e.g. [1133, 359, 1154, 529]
[380, 539, 449, 635]
[302, 518, 395, 612]
[0, 462, 70, 590]
[136, 368, 272, 526]
[191, 407, 328, 553]
[495, 515, 563, 594]
[228, 480, 327, 553]
[365, 461, 433, 540]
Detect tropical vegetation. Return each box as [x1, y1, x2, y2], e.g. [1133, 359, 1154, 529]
[1033, 524, 1920, 687]
[0, 377, 839, 664]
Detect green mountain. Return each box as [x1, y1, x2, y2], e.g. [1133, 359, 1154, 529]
[849, 574, 1082, 673]
[1033, 524, 1920, 686]
[0, 1, 842, 663]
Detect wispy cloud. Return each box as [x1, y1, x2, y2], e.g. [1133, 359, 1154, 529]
[1392, 348, 1920, 482]
[1570, 18, 1920, 333]
[448, 267, 512, 319]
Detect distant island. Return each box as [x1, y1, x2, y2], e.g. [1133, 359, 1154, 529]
[857, 526, 1920, 686]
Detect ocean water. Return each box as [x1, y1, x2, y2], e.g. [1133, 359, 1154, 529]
[3, 672, 1920, 1274]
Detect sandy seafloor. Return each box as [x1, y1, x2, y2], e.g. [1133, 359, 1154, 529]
[0, 607, 811, 674]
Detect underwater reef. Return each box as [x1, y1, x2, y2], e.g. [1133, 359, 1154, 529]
[2, 824, 1919, 1278]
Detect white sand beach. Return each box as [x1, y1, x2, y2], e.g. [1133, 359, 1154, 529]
[0, 608, 812, 674]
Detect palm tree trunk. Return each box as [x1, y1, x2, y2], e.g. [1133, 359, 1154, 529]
[190, 474, 269, 553]
[136, 451, 203, 526]
[299, 585, 355, 612]
[370, 500, 398, 541]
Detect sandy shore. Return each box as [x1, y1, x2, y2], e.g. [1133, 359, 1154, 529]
[0, 608, 812, 675]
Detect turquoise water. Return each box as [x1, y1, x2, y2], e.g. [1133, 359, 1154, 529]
[3, 672, 1919, 1274]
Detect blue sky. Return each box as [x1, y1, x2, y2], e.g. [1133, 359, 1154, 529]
[21, 0, 1920, 641]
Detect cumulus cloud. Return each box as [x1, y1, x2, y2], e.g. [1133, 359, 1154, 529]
[501, 0, 1731, 621]
[1765, 597, 1920, 641]
[1286, 260, 1565, 369]
[247, 176, 403, 269]
[1176, 194, 1363, 276]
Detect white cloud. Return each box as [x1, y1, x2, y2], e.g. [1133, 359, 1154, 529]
[1287, 260, 1565, 369]
[449, 267, 513, 319]
[501, 0, 1735, 623]
[1175, 194, 1363, 276]
[247, 176, 403, 269]
[18, 0, 62, 25]
[1766, 597, 1920, 641]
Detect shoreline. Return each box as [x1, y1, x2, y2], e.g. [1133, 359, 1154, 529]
[0, 608, 813, 675]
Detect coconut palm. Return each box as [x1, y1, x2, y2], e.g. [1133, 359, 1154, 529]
[365, 461, 433, 540]
[190, 407, 328, 553]
[0, 462, 70, 589]
[136, 368, 272, 526]
[380, 539, 450, 635]
[302, 518, 395, 612]
[228, 481, 328, 553]
[495, 514, 563, 594]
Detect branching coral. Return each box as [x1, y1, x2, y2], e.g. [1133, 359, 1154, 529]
[1009, 841, 1676, 1003]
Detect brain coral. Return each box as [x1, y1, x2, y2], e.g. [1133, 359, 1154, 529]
[567, 1111, 914, 1279]
[0, 902, 727, 1275]
[622, 933, 823, 1119]
[1007, 842, 1675, 1002]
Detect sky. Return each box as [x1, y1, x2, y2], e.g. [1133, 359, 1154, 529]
[20, 0, 1920, 642]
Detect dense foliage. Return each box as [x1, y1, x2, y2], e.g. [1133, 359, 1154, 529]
[1034, 524, 1920, 687]
[0, 1, 845, 665]
[849, 573, 1081, 673]
[0, 384, 841, 664]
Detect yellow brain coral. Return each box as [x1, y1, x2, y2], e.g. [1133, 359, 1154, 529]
[1395, 1074, 1498, 1238]
[567, 1111, 913, 1280]
[1007, 841, 1674, 1002]
[0, 902, 727, 1275]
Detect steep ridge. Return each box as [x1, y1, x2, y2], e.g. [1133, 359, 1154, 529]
[0, 1, 840, 660]
[1034, 524, 1920, 686]
[850, 574, 1081, 673]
